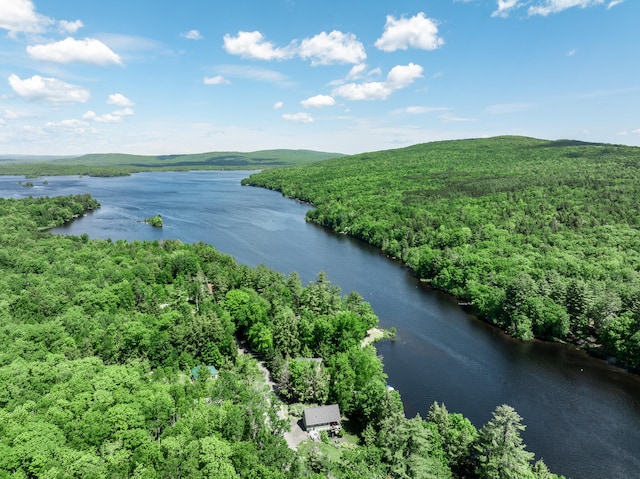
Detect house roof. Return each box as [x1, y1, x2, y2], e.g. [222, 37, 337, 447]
[191, 365, 218, 379]
[303, 404, 341, 426]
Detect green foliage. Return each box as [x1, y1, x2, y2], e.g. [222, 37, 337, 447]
[0, 193, 559, 479]
[473, 405, 535, 479]
[244, 136, 640, 369]
[143, 214, 163, 227]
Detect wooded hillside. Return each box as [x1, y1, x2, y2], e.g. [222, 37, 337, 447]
[243, 136, 640, 370]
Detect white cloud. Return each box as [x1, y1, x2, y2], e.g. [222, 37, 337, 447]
[107, 93, 134, 107]
[44, 118, 92, 132]
[273, 101, 284, 110]
[2, 109, 21, 119]
[492, 0, 521, 18]
[375, 12, 444, 52]
[332, 63, 423, 101]
[528, 0, 606, 16]
[112, 107, 134, 116]
[59, 19, 83, 34]
[299, 31, 366, 65]
[301, 94, 336, 108]
[27, 37, 122, 66]
[0, 0, 53, 36]
[83, 111, 121, 123]
[181, 29, 203, 40]
[8, 74, 90, 104]
[493, 0, 619, 17]
[223, 29, 365, 66]
[282, 112, 314, 123]
[346, 64, 367, 80]
[204, 75, 231, 85]
[223, 31, 294, 61]
[83, 108, 133, 123]
[396, 106, 449, 115]
[387, 63, 424, 89]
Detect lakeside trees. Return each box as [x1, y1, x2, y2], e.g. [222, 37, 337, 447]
[243, 136, 640, 371]
[0, 194, 562, 478]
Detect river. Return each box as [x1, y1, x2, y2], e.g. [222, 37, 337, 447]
[3, 171, 640, 479]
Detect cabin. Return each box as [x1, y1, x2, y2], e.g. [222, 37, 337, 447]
[191, 365, 219, 380]
[303, 404, 341, 435]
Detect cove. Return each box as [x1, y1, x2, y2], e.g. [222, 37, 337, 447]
[3, 170, 640, 479]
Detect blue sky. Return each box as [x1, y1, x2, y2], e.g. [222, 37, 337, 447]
[0, 0, 637, 155]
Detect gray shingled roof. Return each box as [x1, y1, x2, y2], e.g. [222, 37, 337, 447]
[303, 404, 341, 427]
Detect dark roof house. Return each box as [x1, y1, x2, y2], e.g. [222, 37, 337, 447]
[303, 404, 341, 433]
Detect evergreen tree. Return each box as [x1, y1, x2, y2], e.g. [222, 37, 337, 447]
[474, 404, 535, 479]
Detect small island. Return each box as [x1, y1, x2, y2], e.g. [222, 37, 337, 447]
[143, 214, 163, 227]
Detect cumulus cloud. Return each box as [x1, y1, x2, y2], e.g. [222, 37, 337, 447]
[301, 94, 336, 108]
[0, 0, 53, 36]
[8, 74, 90, 104]
[27, 37, 122, 65]
[223, 31, 294, 61]
[299, 31, 366, 65]
[332, 63, 423, 101]
[282, 112, 314, 123]
[224, 29, 366, 65]
[181, 29, 203, 40]
[375, 12, 444, 52]
[273, 101, 284, 110]
[83, 107, 133, 124]
[204, 75, 231, 85]
[107, 93, 134, 107]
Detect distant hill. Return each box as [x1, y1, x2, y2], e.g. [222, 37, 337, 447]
[62, 149, 344, 167]
[0, 149, 344, 176]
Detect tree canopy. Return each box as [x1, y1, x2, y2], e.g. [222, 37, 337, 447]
[244, 136, 640, 370]
[0, 192, 563, 478]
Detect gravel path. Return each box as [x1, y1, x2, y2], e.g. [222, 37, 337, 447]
[239, 344, 308, 450]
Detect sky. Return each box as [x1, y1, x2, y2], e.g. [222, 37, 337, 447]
[0, 0, 638, 156]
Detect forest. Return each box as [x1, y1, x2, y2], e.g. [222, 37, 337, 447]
[0, 193, 562, 478]
[243, 136, 640, 371]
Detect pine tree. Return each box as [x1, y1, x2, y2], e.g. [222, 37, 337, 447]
[474, 404, 535, 479]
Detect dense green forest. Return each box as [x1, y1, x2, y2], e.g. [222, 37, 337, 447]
[243, 136, 640, 371]
[0, 194, 561, 478]
[0, 149, 342, 177]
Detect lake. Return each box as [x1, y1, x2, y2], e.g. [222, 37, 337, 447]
[3, 171, 640, 479]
